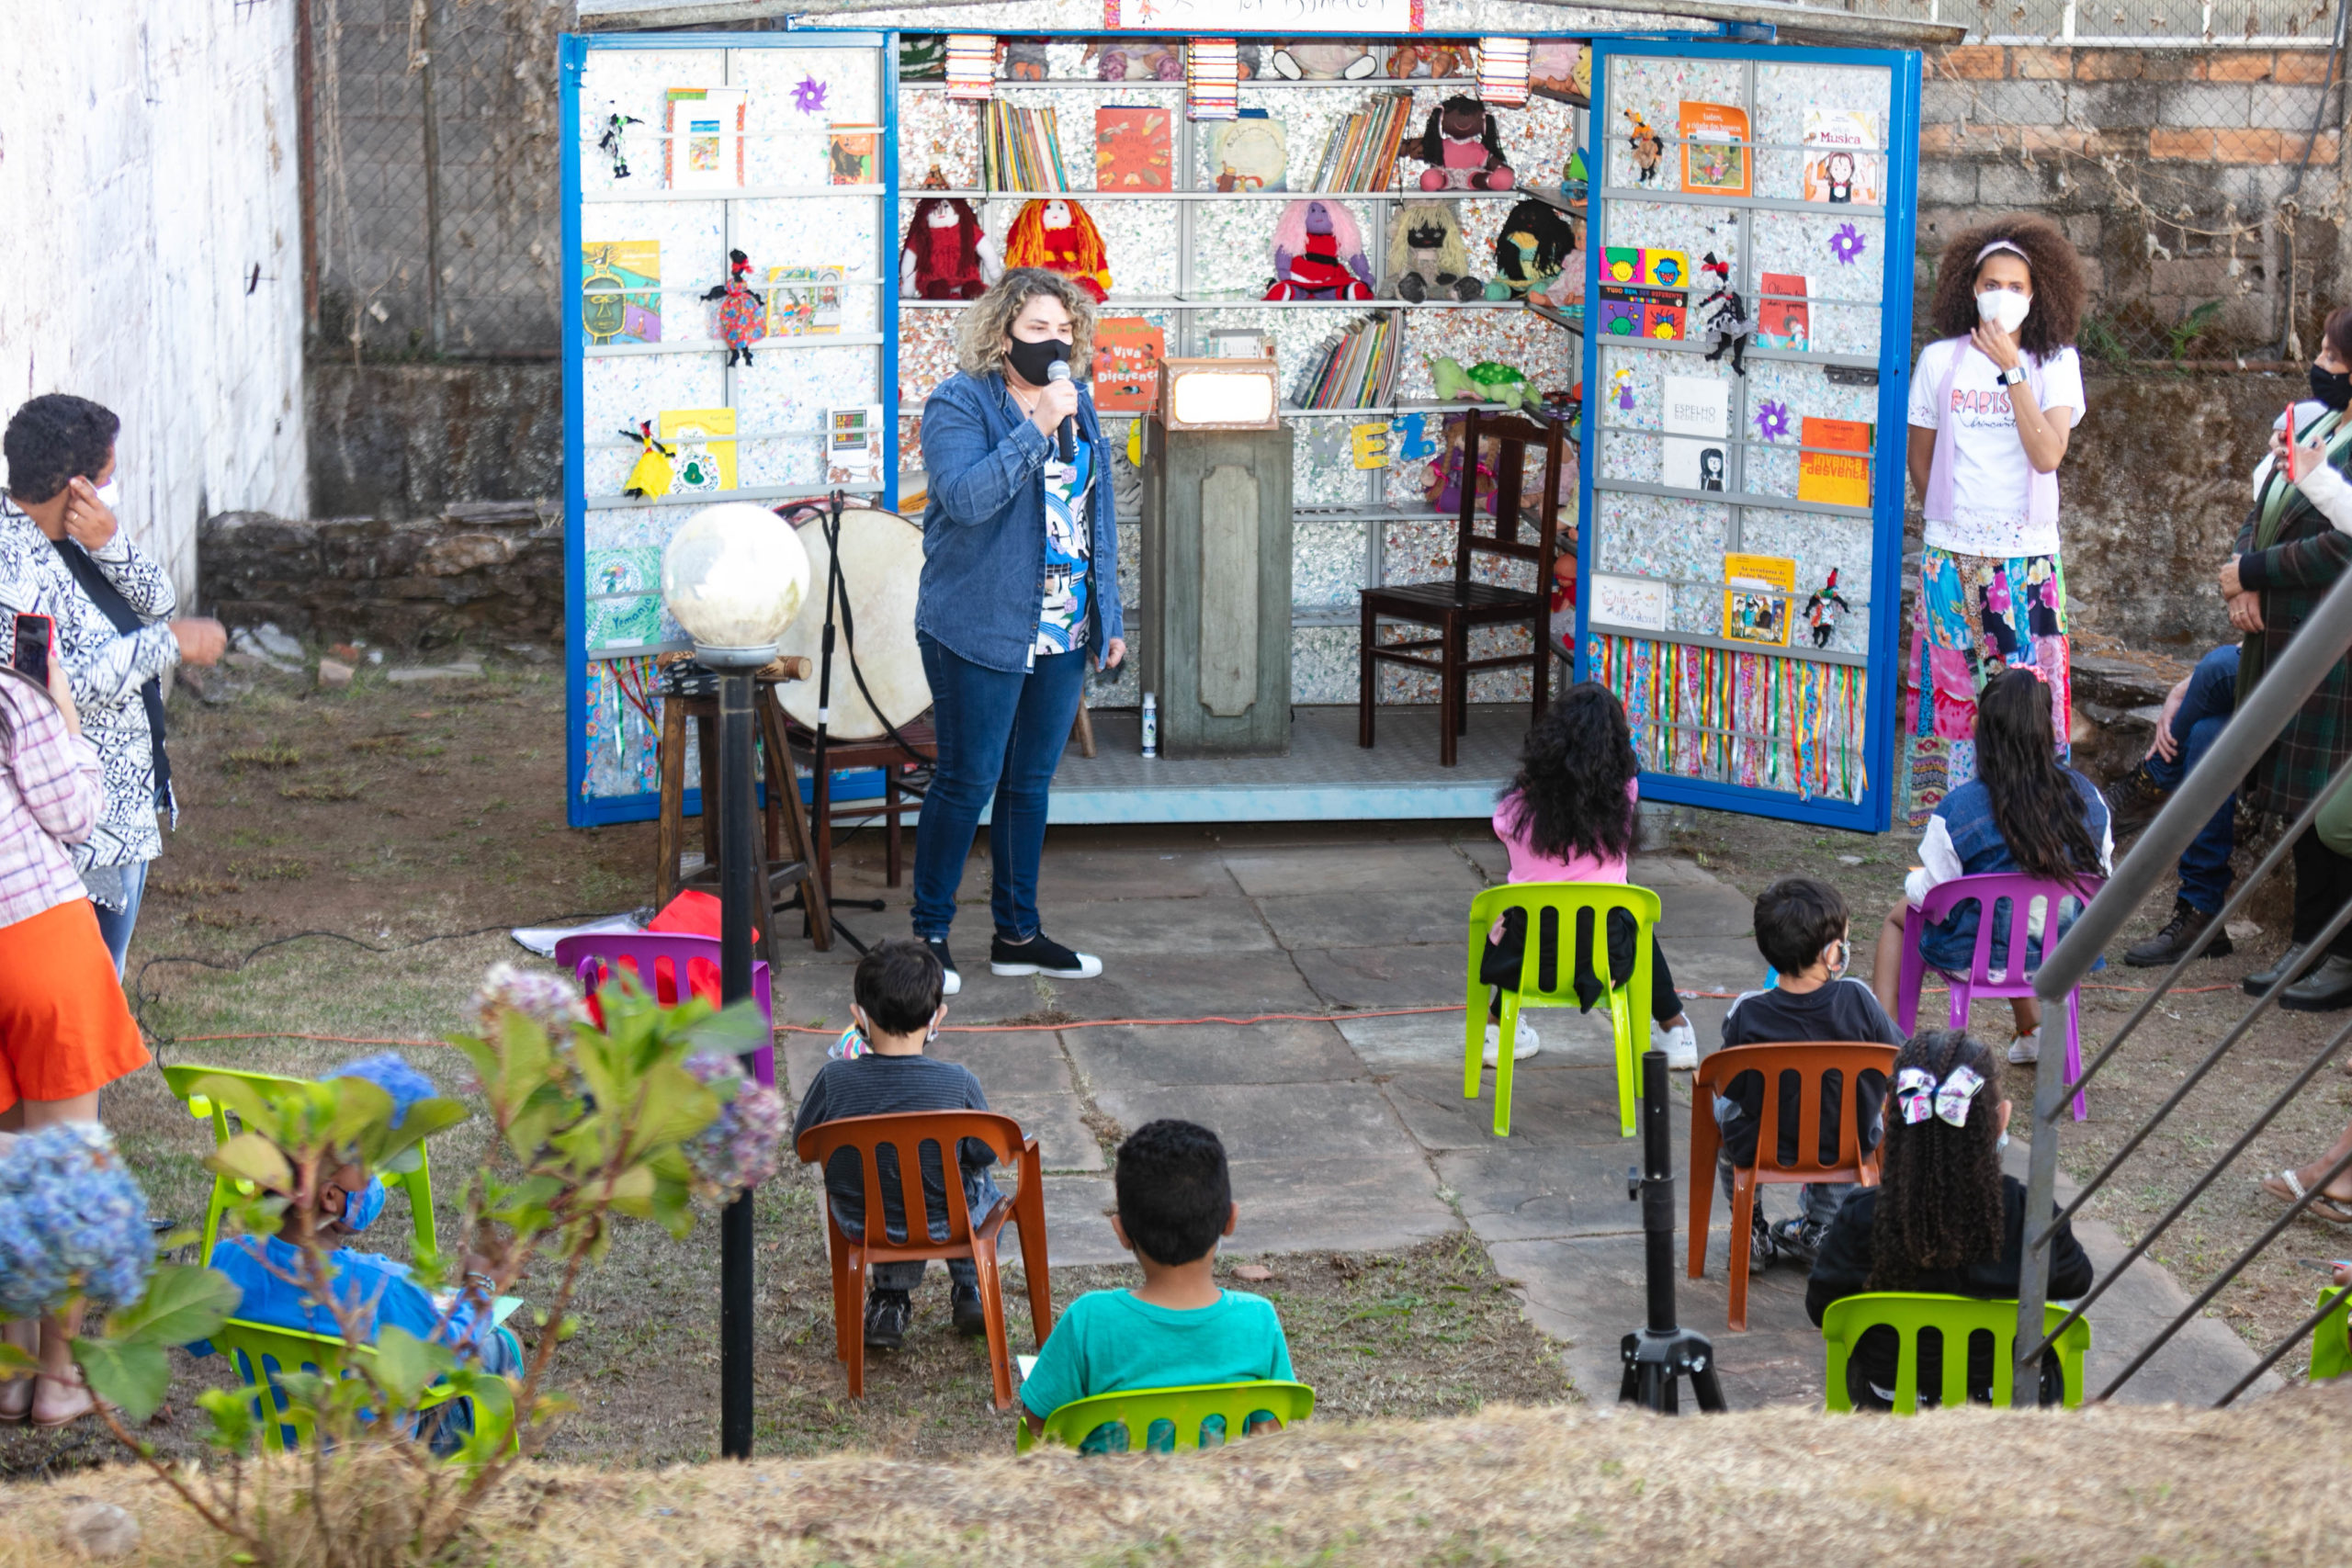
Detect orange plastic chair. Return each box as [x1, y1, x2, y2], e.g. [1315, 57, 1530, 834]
[793, 1110, 1052, 1410]
[1689, 1040, 1898, 1331]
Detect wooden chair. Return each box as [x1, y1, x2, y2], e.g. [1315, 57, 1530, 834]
[1896, 872, 2106, 1121]
[552, 931, 775, 1088]
[1821, 1292, 2090, 1413]
[793, 1110, 1052, 1410]
[654, 674, 833, 956]
[1359, 407, 1566, 767]
[784, 716, 937, 897]
[1016, 1379, 1316, 1454]
[1688, 1040, 1898, 1331]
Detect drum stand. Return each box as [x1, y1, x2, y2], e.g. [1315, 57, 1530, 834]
[808, 491, 904, 953]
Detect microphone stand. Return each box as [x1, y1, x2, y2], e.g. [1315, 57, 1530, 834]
[809, 488, 884, 953]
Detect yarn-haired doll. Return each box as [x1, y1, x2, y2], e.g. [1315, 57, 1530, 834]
[1264, 198, 1374, 301]
[1384, 201, 1483, 302]
[1002, 198, 1113, 302]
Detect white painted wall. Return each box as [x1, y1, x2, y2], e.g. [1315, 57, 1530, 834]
[0, 0, 308, 598]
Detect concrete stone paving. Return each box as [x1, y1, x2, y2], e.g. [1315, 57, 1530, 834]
[778, 823, 2278, 1408]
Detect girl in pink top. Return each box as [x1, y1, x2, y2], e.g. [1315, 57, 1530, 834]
[1481, 683, 1697, 1066]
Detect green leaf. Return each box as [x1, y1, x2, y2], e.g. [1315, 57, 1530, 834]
[681, 998, 770, 1060]
[369, 1097, 469, 1167]
[209, 1131, 292, 1194]
[370, 1324, 456, 1409]
[71, 1337, 171, 1424]
[326, 1078, 394, 1151]
[0, 1343, 37, 1374]
[107, 1265, 242, 1348]
[195, 1385, 258, 1451]
[187, 1075, 277, 1140]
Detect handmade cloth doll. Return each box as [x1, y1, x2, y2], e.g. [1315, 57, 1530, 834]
[700, 250, 767, 367]
[620, 423, 676, 499]
[1384, 202, 1482, 302]
[1413, 96, 1512, 191]
[1528, 40, 1590, 104]
[900, 197, 989, 299]
[1003, 198, 1112, 300]
[1624, 109, 1665, 186]
[1385, 40, 1469, 77]
[1485, 198, 1578, 301]
[598, 101, 643, 179]
[1269, 41, 1380, 79]
[1264, 199, 1374, 300]
[1696, 251, 1753, 375]
[1088, 39, 1183, 80]
[1002, 39, 1050, 80]
[1804, 570, 1850, 649]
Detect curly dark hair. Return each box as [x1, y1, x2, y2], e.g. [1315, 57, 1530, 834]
[1926, 214, 2086, 361]
[1975, 667, 2102, 892]
[1867, 1028, 2007, 1291]
[1504, 682, 1637, 865]
[3, 393, 119, 505]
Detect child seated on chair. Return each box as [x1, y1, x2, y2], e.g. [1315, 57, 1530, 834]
[200, 1055, 521, 1452]
[1713, 876, 1897, 1267]
[1020, 1120, 1293, 1450]
[1806, 1027, 2093, 1409]
[791, 939, 1001, 1352]
[1869, 668, 2112, 1069]
[1482, 682, 1697, 1069]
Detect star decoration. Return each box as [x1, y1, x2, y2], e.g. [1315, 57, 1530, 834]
[1753, 400, 1792, 441]
[1829, 222, 1868, 265]
[792, 75, 829, 115]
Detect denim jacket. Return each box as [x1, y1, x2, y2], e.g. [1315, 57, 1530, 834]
[916, 369, 1123, 673]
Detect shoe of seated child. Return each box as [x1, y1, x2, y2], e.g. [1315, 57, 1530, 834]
[1483, 1015, 1540, 1065]
[2007, 1028, 2041, 1065]
[865, 1289, 911, 1349]
[1748, 1205, 1775, 1270]
[952, 1283, 987, 1338]
[1660, 1019, 1699, 1071]
[1770, 1214, 1826, 1267]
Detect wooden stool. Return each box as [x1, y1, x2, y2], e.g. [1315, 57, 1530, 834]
[656, 677, 833, 954]
[786, 719, 937, 899]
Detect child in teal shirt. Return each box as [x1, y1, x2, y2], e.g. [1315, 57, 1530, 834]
[1019, 1119, 1292, 1446]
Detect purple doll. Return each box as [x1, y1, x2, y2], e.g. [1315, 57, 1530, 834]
[1263, 199, 1375, 300]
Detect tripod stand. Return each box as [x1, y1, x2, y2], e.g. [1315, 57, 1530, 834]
[1620, 1047, 1727, 1414]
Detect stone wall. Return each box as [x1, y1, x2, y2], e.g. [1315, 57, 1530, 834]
[308, 360, 563, 521]
[200, 500, 561, 651]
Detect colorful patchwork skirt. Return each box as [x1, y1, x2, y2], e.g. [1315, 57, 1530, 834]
[1899, 545, 2070, 827]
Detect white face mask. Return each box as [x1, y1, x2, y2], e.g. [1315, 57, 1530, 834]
[93, 479, 120, 509]
[1976, 288, 2031, 335]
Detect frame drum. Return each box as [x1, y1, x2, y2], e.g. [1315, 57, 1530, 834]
[775, 505, 930, 739]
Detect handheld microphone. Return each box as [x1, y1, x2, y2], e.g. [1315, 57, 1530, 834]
[1046, 357, 1077, 463]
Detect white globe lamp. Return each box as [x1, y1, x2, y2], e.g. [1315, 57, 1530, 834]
[661, 502, 811, 667]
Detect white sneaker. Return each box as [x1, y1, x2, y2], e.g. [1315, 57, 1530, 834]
[2007, 1028, 2041, 1065]
[1483, 1016, 1541, 1066]
[1660, 1021, 1699, 1071]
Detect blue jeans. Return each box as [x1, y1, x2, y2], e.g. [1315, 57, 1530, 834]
[91, 859, 149, 977]
[910, 633, 1087, 943]
[2144, 644, 2239, 915]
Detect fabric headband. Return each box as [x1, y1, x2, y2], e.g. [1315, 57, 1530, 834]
[1975, 240, 2030, 269]
[1894, 1064, 1985, 1127]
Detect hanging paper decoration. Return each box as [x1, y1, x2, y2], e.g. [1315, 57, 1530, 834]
[792, 75, 830, 115]
[1753, 399, 1792, 441]
[1584, 634, 1869, 804]
[1828, 222, 1868, 265]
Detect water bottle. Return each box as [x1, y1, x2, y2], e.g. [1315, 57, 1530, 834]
[1140, 693, 1158, 758]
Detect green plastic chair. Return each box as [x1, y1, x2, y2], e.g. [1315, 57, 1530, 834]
[161, 1062, 441, 1271]
[1015, 1380, 1315, 1454]
[1463, 881, 1662, 1138]
[206, 1317, 461, 1455]
[1821, 1292, 2091, 1413]
[2312, 1285, 2350, 1382]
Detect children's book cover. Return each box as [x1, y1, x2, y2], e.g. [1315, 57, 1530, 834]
[1661, 375, 1728, 491]
[1757, 272, 1811, 351]
[1796, 416, 1873, 508]
[665, 87, 748, 188]
[585, 547, 667, 650]
[766, 265, 844, 336]
[828, 124, 880, 185]
[1643, 249, 1690, 289]
[1802, 107, 1881, 205]
[658, 409, 738, 494]
[1641, 292, 1686, 340]
[581, 240, 662, 344]
[1095, 106, 1173, 191]
[1601, 247, 1643, 286]
[1722, 552, 1796, 646]
[1679, 101, 1750, 197]
[1597, 284, 1646, 337]
[1092, 317, 1165, 411]
[827, 403, 884, 483]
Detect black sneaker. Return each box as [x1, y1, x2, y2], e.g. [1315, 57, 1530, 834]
[2124, 897, 2233, 968]
[2106, 762, 2171, 839]
[990, 931, 1103, 979]
[1770, 1215, 1826, 1268]
[1747, 1206, 1774, 1271]
[864, 1289, 911, 1349]
[922, 937, 961, 997]
[951, 1283, 988, 1337]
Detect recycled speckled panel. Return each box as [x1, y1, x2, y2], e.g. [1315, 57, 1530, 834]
[1600, 55, 1747, 193]
[732, 343, 883, 490]
[901, 93, 983, 188]
[579, 51, 730, 199]
[582, 204, 726, 348]
[1395, 309, 1580, 400]
[1592, 489, 1729, 582]
[1726, 510, 1874, 656]
[732, 201, 885, 325]
[1294, 519, 1370, 607]
[1754, 62, 1892, 204]
[1294, 626, 1358, 705]
[1594, 196, 1741, 290]
[582, 355, 727, 500]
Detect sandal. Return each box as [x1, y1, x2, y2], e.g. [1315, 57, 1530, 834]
[29, 1371, 102, 1429]
[2259, 1168, 2352, 1225]
[0, 1374, 29, 1425]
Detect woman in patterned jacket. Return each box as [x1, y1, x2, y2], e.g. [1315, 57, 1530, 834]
[0, 396, 226, 972]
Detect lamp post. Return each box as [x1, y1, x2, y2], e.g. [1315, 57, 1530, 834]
[662, 502, 810, 1461]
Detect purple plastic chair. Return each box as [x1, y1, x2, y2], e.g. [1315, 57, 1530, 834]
[552, 931, 775, 1089]
[1896, 872, 2103, 1121]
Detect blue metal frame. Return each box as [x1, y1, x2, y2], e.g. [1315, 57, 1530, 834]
[562, 29, 899, 827]
[1575, 36, 1921, 833]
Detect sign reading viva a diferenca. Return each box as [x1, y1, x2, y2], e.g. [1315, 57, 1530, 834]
[1104, 0, 1421, 33]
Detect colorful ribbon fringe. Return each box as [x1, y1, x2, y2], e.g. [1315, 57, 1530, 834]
[1584, 635, 1867, 804]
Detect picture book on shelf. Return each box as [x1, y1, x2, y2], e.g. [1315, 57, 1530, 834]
[1596, 284, 1646, 337]
[827, 124, 879, 185]
[1757, 273, 1810, 351]
[765, 265, 843, 336]
[1210, 112, 1287, 192]
[1679, 101, 1750, 197]
[827, 404, 884, 484]
[1802, 107, 1882, 205]
[1641, 292, 1686, 341]
[1092, 318, 1165, 411]
[1589, 573, 1672, 633]
[581, 240, 661, 344]
[1601, 247, 1690, 289]
[657, 409, 737, 494]
[1722, 553, 1796, 646]
[1796, 417, 1873, 508]
[1661, 376, 1729, 492]
[1095, 106, 1173, 192]
[665, 87, 748, 189]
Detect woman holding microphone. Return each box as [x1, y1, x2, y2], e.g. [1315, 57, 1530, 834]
[910, 267, 1124, 995]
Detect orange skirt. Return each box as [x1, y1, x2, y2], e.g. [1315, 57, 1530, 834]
[0, 897, 149, 1113]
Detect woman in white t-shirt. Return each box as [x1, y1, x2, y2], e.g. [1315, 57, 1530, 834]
[1899, 216, 2089, 826]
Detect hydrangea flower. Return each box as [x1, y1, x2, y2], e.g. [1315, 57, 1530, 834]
[680, 1053, 787, 1206]
[328, 1053, 439, 1128]
[0, 1123, 153, 1319]
[470, 963, 588, 1041]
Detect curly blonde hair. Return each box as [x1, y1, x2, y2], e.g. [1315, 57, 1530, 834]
[954, 267, 1098, 378]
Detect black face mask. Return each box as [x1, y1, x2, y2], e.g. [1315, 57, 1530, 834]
[2312, 363, 2352, 411]
[1005, 335, 1072, 388]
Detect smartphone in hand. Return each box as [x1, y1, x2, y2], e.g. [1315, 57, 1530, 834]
[11, 614, 51, 683]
